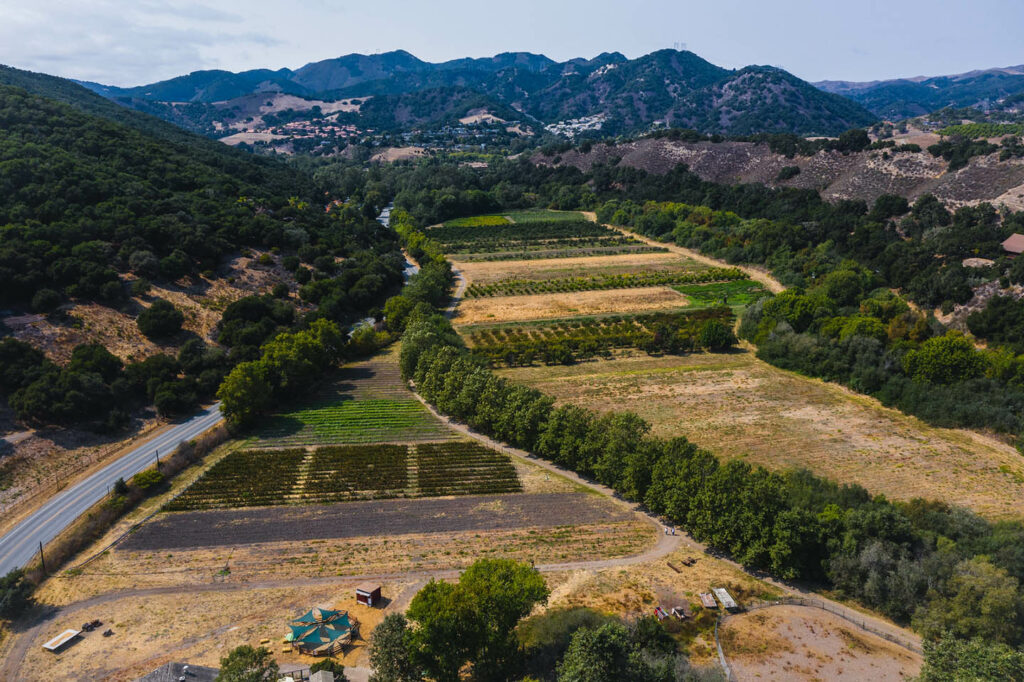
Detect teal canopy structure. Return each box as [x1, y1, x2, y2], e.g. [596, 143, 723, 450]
[287, 607, 354, 655]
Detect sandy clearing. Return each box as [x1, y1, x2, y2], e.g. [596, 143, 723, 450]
[452, 286, 688, 325]
[501, 350, 1024, 520]
[370, 146, 427, 162]
[721, 605, 922, 681]
[219, 131, 288, 145]
[453, 251, 711, 285]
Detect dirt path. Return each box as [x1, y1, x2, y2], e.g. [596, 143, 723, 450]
[580, 211, 786, 294]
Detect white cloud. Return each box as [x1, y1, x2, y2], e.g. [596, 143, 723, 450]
[0, 0, 279, 85]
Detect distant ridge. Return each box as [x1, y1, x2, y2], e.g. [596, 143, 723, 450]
[815, 65, 1024, 119]
[77, 48, 877, 137]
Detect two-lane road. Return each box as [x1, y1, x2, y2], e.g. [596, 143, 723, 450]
[0, 403, 223, 575]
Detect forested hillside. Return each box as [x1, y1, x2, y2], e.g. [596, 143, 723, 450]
[0, 77, 404, 433]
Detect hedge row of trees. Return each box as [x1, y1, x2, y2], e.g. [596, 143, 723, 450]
[399, 306, 1024, 653]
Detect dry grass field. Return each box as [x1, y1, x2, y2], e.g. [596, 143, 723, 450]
[452, 287, 689, 325]
[454, 251, 713, 285]
[18, 582, 404, 681]
[501, 350, 1024, 519]
[720, 606, 922, 681]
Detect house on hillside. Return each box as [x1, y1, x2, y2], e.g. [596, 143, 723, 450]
[1002, 233, 1024, 256]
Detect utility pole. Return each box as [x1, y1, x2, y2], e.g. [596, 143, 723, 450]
[38, 541, 46, 576]
[155, 448, 160, 469]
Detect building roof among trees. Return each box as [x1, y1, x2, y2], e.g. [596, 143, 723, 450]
[1001, 233, 1024, 254]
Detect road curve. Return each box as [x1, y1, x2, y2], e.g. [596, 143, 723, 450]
[0, 403, 223, 575]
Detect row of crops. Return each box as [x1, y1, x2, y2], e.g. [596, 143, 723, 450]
[465, 267, 746, 298]
[166, 441, 522, 510]
[456, 244, 668, 262]
[427, 219, 640, 254]
[416, 442, 522, 496]
[444, 210, 586, 227]
[937, 123, 1024, 139]
[165, 449, 308, 510]
[467, 309, 734, 366]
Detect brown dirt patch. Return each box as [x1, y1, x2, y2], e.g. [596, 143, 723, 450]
[453, 287, 688, 325]
[501, 350, 1024, 519]
[721, 605, 921, 681]
[120, 493, 633, 551]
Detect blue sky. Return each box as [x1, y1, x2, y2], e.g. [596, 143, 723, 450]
[0, 0, 1021, 86]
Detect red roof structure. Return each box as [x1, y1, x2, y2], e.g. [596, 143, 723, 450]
[1002, 233, 1024, 255]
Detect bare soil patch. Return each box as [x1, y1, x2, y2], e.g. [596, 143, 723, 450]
[721, 605, 921, 681]
[453, 287, 688, 325]
[122, 492, 630, 551]
[501, 350, 1024, 519]
[454, 252, 711, 285]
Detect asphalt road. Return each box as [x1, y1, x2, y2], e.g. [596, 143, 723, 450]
[0, 403, 223, 575]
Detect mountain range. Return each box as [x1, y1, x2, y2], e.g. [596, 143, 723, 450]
[816, 65, 1024, 119]
[78, 49, 878, 137]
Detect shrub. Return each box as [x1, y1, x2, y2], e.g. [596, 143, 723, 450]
[137, 299, 184, 339]
[132, 469, 165, 491]
[130, 278, 152, 297]
[31, 288, 61, 312]
[776, 165, 801, 181]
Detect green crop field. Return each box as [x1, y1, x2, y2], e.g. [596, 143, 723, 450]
[249, 347, 458, 447]
[673, 279, 768, 309]
[253, 397, 457, 446]
[165, 441, 521, 510]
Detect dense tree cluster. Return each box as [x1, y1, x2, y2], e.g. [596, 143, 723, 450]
[0, 337, 227, 428]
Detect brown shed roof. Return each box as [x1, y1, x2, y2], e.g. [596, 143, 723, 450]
[1002, 233, 1024, 254]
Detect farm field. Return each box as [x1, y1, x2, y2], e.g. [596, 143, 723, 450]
[452, 251, 714, 285]
[453, 244, 668, 262]
[126, 492, 632, 551]
[250, 347, 457, 447]
[500, 350, 1024, 519]
[453, 286, 690, 325]
[464, 268, 745, 298]
[166, 441, 522, 510]
[720, 606, 922, 681]
[465, 309, 733, 366]
[430, 210, 647, 259]
[673, 279, 767, 310]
